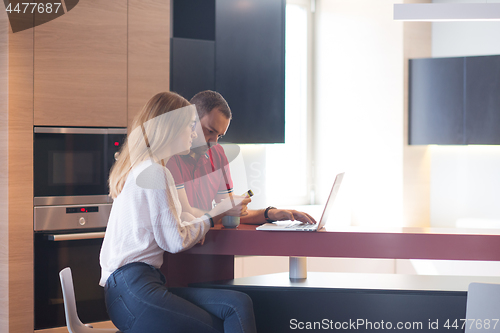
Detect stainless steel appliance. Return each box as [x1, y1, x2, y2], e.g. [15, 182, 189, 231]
[33, 127, 127, 330]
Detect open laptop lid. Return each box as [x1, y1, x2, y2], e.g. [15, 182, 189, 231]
[256, 172, 345, 231]
[316, 172, 344, 230]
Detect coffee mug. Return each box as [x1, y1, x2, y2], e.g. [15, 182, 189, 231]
[222, 215, 240, 228]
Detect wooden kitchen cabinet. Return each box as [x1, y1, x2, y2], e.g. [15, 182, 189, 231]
[128, 0, 170, 126]
[4, 1, 170, 331]
[34, 0, 127, 127]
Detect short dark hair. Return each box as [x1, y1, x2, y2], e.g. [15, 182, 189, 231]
[190, 90, 232, 120]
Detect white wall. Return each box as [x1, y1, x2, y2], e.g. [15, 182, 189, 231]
[397, 259, 500, 276]
[0, 7, 8, 333]
[314, 0, 404, 227]
[431, 0, 500, 228]
[430, 146, 500, 227]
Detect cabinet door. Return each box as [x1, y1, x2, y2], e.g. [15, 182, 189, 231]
[409, 57, 465, 145]
[465, 55, 500, 145]
[128, 0, 171, 127]
[172, 0, 215, 41]
[215, 0, 285, 144]
[34, 0, 127, 127]
[170, 38, 215, 101]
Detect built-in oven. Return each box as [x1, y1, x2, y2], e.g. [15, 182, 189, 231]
[34, 127, 127, 330]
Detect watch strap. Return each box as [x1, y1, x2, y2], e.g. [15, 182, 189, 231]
[264, 206, 277, 222]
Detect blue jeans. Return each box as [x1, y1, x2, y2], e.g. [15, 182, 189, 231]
[104, 262, 257, 333]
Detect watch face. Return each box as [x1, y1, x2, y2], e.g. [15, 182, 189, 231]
[265, 207, 276, 221]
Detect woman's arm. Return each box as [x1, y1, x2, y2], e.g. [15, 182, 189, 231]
[176, 188, 207, 217]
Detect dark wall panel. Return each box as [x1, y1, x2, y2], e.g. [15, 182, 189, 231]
[170, 38, 215, 101]
[215, 0, 285, 144]
[465, 55, 500, 145]
[173, 0, 215, 41]
[409, 57, 465, 145]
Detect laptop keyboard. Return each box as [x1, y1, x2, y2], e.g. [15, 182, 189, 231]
[285, 222, 316, 230]
[284, 222, 302, 228]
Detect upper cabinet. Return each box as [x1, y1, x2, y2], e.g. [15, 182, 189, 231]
[465, 55, 500, 144]
[128, 0, 171, 126]
[171, 0, 285, 144]
[170, 0, 216, 110]
[409, 57, 464, 145]
[171, 38, 215, 101]
[409, 54, 500, 145]
[34, 0, 127, 127]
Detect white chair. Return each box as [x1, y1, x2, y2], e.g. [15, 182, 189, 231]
[465, 282, 500, 333]
[59, 267, 121, 333]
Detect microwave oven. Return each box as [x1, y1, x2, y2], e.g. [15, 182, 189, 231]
[34, 127, 127, 203]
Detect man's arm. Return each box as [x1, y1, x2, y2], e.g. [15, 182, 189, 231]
[217, 191, 318, 225]
[216, 189, 317, 226]
[240, 209, 268, 225]
[241, 208, 317, 225]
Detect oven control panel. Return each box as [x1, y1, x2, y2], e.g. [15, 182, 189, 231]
[66, 206, 99, 214]
[34, 204, 111, 231]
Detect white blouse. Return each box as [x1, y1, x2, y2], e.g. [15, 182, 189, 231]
[99, 160, 210, 286]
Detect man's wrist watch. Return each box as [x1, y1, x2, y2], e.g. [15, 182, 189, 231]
[264, 206, 277, 222]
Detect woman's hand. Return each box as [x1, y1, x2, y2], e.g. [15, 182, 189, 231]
[268, 209, 317, 224]
[210, 195, 251, 219]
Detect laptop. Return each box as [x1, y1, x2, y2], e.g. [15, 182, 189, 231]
[256, 172, 344, 231]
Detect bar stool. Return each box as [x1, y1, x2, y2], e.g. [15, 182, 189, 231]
[465, 282, 500, 333]
[59, 267, 121, 333]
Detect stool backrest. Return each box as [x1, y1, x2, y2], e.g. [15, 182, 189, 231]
[60, 267, 88, 333]
[466, 283, 500, 333]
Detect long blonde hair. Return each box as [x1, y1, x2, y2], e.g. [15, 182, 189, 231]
[109, 92, 191, 199]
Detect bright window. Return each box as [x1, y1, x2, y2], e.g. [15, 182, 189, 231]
[265, 0, 311, 206]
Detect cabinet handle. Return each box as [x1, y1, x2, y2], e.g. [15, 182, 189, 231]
[48, 232, 105, 241]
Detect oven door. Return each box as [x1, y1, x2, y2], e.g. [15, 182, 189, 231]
[34, 127, 126, 201]
[34, 230, 109, 330]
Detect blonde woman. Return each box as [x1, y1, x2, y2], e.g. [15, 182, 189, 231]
[99, 92, 256, 333]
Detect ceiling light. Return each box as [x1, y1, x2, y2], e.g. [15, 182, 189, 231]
[394, 3, 500, 21]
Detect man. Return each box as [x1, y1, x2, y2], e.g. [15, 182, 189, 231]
[166, 90, 315, 225]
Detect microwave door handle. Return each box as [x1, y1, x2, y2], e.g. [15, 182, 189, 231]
[48, 232, 106, 241]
